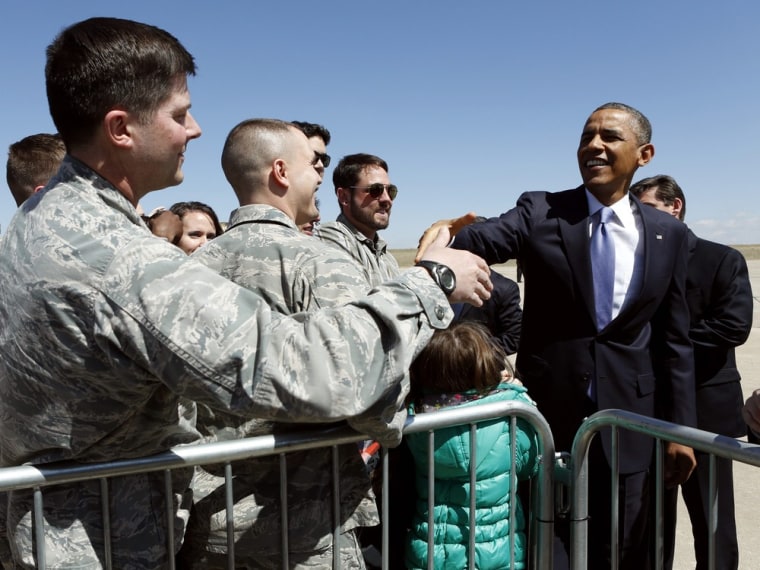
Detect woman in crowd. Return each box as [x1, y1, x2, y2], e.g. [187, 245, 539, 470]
[170, 200, 224, 254]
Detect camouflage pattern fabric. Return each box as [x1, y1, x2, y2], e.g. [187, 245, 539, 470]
[314, 213, 401, 287]
[185, 204, 409, 565]
[0, 157, 452, 569]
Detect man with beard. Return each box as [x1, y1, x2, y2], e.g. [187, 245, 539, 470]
[315, 153, 400, 285]
[314, 153, 402, 566]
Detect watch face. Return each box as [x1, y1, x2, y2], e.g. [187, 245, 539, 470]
[437, 267, 456, 293]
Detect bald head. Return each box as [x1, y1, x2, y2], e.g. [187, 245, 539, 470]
[221, 118, 322, 225]
[221, 118, 298, 202]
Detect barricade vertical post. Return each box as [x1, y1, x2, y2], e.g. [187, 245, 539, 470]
[100, 478, 113, 570]
[610, 426, 620, 570]
[331, 445, 340, 570]
[653, 439, 664, 570]
[224, 462, 235, 570]
[279, 454, 289, 570]
[426, 429, 435, 570]
[708, 454, 717, 570]
[508, 417, 517, 570]
[163, 471, 175, 570]
[380, 446, 390, 570]
[468, 423, 477, 570]
[33, 487, 46, 569]
[570, 433, 591, 570]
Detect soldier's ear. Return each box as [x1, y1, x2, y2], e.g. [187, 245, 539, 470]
[104, 109, 132, 149]
[271, 158, 289, 189]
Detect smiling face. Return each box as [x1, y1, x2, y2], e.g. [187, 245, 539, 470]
[286, 128, 322, 228]
[577, 108, 654, 205]
[177, 210, 217, 254]
[130, 77, 201, 195]
[337, 165, 393, 240]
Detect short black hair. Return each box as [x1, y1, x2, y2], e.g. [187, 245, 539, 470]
[291, 121, 331, 145]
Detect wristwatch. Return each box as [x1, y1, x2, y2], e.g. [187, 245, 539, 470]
[415, 260, 456, 296]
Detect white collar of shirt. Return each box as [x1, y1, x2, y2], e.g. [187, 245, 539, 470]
[584, 189, 636, 231]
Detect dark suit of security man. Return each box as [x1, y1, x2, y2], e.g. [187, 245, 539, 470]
[632, 174, 753, 570]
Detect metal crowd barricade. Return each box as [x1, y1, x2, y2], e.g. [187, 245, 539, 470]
[396, 399, 556, 570]
[0, 400, 555, 570]
[568, 409, 760, 570]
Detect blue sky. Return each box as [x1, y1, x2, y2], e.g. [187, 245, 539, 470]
[2, 1, 758, 247]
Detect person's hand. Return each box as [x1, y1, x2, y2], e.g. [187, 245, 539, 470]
[663, 442, 696, 488]
[415, 212, 478, 262]
[419, 226, 492, 306]
[742, 389, 760, 434]
[501, 368, 523, 386]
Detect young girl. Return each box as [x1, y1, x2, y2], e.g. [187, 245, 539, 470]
[404, 321, 540, 570]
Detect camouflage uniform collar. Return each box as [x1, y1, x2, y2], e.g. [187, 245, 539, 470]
[335, 213, 388, 254]
[60, 156, 144, 225]
[228, 204, 299, 232]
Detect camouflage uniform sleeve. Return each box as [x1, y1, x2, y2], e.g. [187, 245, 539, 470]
[100, 240, 451, 422]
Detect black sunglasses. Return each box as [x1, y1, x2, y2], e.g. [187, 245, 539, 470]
[349, 183, 398, 200]
[315, 152, 331, 168]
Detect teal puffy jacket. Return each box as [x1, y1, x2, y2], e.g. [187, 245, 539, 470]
[404, 383, 540, 570]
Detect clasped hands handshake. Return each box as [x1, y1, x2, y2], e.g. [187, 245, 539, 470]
[415, 213, 491, 306]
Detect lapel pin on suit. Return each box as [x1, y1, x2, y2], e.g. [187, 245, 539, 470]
[656, 234, 663, 240]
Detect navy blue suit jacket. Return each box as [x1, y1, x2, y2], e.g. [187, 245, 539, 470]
[454, 270, 522, 356]
[454, 187, 696, 472]
[686, 230, 753, 437]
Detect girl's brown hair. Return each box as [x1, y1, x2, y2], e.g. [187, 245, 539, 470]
[410, 321, 509, 396]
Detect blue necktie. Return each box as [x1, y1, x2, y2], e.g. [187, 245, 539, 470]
[591, 206, 615, 331]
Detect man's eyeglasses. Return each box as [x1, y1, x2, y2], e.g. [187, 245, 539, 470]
[349, 183, 398, 200]
[315, 152, 331, 168]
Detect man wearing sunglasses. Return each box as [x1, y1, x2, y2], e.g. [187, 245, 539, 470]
[315, 153, 401, 286]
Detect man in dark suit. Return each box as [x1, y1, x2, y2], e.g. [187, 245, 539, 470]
[631, 175, 752, 570]
[416, 102, 697, 569]
[454, 269, 522, 355]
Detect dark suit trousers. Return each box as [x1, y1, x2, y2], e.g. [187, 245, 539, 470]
[662, 451, 738, 570]
[553, 439, 652, 570]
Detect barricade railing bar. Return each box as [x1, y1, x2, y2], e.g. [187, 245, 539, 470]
[569, 409, 760, 570]
[399, 400, 556, 570]
[0, 400, 555, 570]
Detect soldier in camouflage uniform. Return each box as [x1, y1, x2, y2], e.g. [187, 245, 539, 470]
[180, 118, 405, 569]
[0, 17, 492, 570]
[314, 154, 401, 287]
